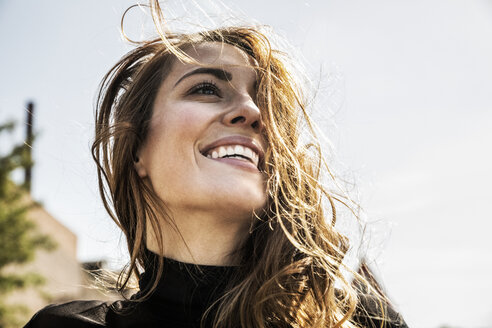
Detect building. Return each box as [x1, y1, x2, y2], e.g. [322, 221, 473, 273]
[3, 103, 119, 326]
[4, 198, 120, 326]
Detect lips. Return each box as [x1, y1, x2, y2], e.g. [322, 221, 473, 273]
[200, 136, 264, 169]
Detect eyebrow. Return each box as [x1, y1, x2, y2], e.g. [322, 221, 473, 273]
[174, 67, 233, 87]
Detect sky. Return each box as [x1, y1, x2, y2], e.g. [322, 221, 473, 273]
[1, 1, 491, 327]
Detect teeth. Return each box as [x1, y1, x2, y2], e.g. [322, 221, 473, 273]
[205, 144, 259, 167]
[218, 147, 227, 157]
[244, 147, 253, 159]
[251, 153, 258, 167]
[235, 145, 244, 156]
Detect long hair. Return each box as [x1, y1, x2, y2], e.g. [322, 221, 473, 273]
[92, 2, 388, 327]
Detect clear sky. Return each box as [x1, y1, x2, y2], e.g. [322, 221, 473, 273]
[1, 1, 491, 327]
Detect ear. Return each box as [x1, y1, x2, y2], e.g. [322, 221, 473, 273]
[134, 155, 148, 178]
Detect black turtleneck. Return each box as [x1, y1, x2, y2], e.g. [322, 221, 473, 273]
[24, 255, 408, 328]
[25, 255, 235, 328]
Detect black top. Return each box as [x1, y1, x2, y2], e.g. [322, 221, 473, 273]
[25, 256, 408, 328]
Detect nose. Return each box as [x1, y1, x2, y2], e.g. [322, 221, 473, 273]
[222, 96, 262, 133]
[223, 96, 262, 133]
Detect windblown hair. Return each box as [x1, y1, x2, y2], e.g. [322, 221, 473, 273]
[92, 1, 388, 327]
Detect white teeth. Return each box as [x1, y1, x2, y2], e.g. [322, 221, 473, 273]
[205, 144, 260, 167]
[235, 145, 244, 156]
[252, 153, 258, 167]
[244, 147, 253, 159]
[218, 147, 227, 157]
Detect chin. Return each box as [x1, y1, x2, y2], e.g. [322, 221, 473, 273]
[204, 173, 265, 210]
[214, 189, 266, 220]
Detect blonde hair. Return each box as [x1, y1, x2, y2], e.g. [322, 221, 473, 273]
[92, 1, 391, 327]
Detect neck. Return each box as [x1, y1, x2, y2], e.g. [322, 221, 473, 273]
[146, 208, 250, 266]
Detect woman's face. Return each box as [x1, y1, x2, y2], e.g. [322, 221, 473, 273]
[135, 42, 267, 222]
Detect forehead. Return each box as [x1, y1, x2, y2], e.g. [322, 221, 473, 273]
[187, 42, 254, 66]
[170, 42, 257, 77]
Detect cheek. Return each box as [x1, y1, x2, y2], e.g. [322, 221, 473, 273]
[143, 104, 213, 186]
[160, 103, 213, 139]
[146, 119, 190, 172]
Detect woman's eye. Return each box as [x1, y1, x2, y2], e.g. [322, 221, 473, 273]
[189, 82, 221, 97]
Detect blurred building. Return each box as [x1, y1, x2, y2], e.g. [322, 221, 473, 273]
[4, 201, 120, 324]
[3, 103, 119, 325]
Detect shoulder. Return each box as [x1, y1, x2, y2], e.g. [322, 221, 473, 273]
[353, 293, 409, 328]
[24, 300, 111, 328]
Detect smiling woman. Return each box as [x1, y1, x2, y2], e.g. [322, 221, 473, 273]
[25, 1, 407, 328]
[136, 42, 267, 265]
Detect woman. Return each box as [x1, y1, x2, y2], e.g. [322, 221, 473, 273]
[26, 2, 408, 327]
